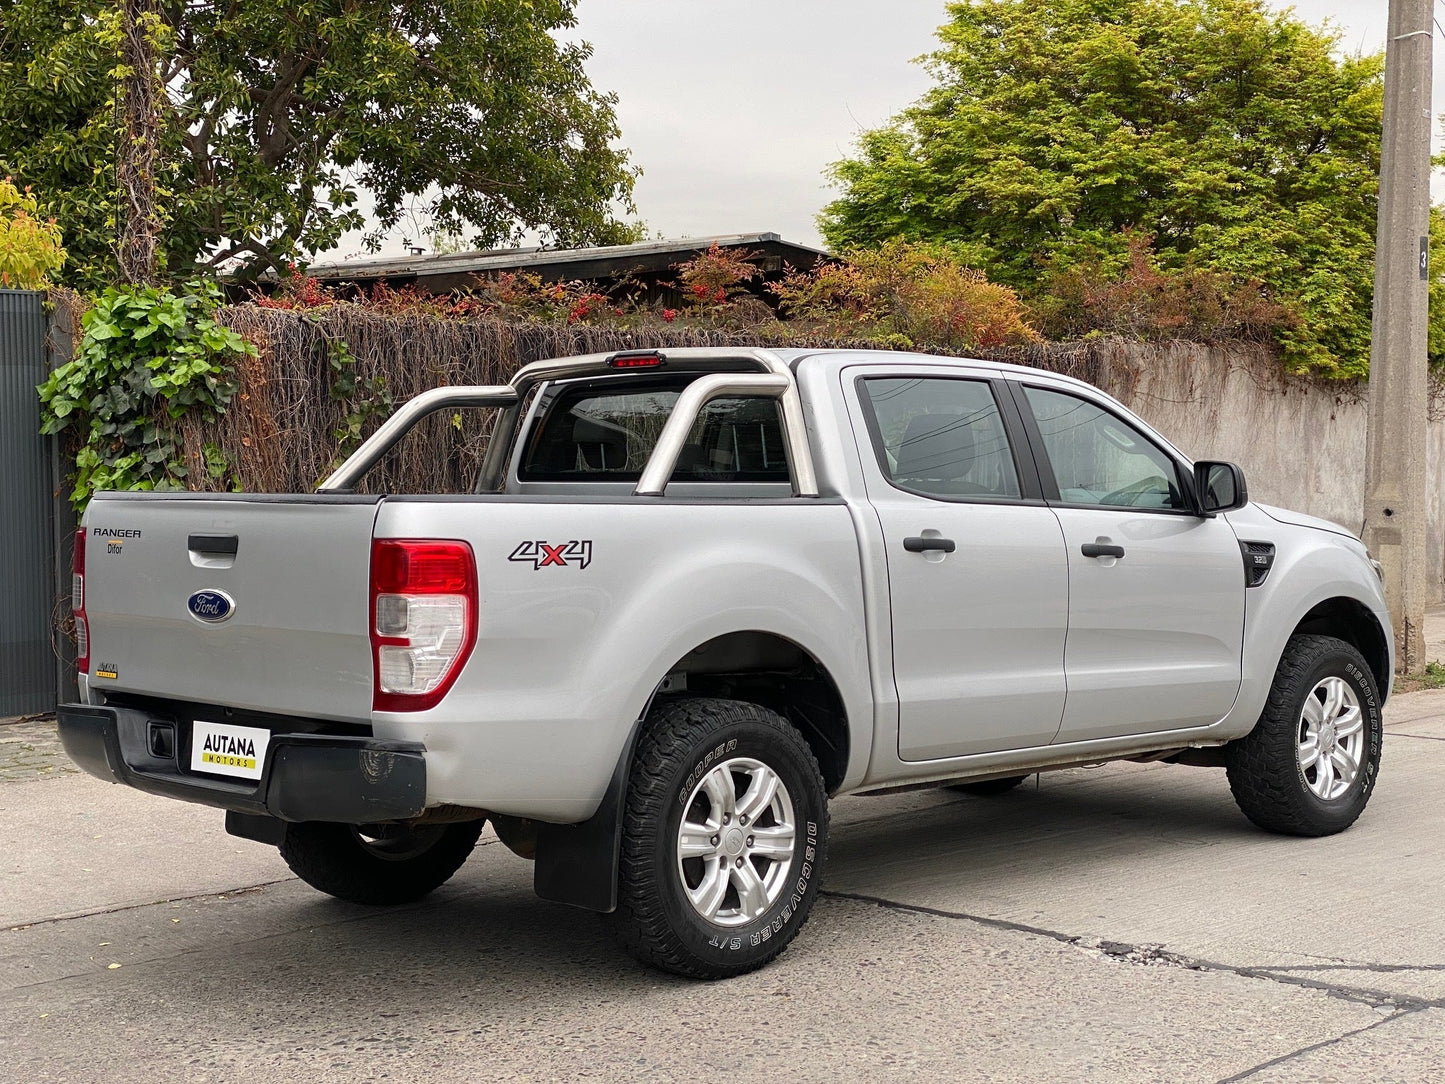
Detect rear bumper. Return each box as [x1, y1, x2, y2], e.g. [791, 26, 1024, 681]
[57, 703, 426, 823]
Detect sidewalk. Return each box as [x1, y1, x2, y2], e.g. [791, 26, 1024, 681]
[1426, 603, 1445, 666]
[0, 717, 72, 781]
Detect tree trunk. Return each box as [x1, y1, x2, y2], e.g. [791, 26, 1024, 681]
[117, 0, 162, 285]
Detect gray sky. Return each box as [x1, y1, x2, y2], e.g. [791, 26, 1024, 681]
[324, 1, 1440, 260]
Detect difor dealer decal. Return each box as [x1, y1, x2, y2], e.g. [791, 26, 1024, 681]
[508, 540, 593, 570]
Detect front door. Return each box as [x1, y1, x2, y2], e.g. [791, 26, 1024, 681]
[847, 369, 1070, 761]
[1014, 382, 1246, 742]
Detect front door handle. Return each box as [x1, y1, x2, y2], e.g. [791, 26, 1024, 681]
[1081, 542, 1125, 559]
[904, 536, 957, 554]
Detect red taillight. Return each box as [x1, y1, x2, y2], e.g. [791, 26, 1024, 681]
[607, 350, 665, 369]
[370, 539, 477, 712]
[72, 528, 89, 674]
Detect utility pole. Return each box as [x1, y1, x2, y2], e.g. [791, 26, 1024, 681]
[1364, 0, 1433, 673]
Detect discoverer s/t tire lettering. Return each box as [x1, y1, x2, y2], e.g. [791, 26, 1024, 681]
[1226, 634, 1382, 837]
[609, 697, 829, 979]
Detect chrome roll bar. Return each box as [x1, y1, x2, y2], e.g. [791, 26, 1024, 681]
[317, 385, 520, 492]
[633, 373, 793, 496]
[317, 347, 819, 497]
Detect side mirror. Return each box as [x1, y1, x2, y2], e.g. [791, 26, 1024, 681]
[1194, 461, 1248, 515]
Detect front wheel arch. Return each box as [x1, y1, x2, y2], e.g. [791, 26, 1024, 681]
[1290, 596, 1390, 697]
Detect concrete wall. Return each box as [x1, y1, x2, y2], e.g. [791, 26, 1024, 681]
[1085, 341, 1445, 602]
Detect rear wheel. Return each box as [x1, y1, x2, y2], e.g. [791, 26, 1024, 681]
[946, 775, 1029, 796]
[609, 697, 829, 979]
[1226, 634, 1382, 837]
[280, 819, 485, 905]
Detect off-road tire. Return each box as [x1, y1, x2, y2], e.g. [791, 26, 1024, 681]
[280, 819, 485, 905]
[946, 775, 1029, 796]
[1225, 634, 1382, 837]
[609, 697, 829, 980]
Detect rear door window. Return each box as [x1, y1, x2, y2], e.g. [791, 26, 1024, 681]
[857, 376, 1023, 501]
[519, 378, 789, 483]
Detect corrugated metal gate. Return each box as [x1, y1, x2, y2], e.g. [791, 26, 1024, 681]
[0, 290, 57, 715]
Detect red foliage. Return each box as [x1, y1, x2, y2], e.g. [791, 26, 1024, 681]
[255, 265, 332, 309]
[566, 292, 609, 323]
[1032, 234, 1293, 343]
[673, 243, 763, 315]
[362, 280, 482, 317]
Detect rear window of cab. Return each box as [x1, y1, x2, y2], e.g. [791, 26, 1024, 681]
[518, 377, 789, 483]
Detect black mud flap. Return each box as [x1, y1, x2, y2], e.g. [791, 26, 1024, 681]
[533, 722, 639, 913]
[226, 810, 286, 846]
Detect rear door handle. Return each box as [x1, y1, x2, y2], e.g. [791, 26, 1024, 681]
[1081, 542, 1125, 559]
[904, 536, 957, 553]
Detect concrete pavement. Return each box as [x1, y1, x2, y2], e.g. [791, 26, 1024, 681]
[4, 694, 1445, 1082]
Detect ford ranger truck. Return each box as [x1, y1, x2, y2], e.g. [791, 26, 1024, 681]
[57, 347, 1392, 979]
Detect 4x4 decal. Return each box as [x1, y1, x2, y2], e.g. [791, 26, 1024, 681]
[508, 539, 593, 570]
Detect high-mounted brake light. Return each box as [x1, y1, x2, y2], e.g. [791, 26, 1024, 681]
[72, 528, 89, 675]
[370, 539, 477, 712]
[607, 350, 666, 369]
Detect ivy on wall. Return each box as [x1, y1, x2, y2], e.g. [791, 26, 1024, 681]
[37, 279, 254, 509]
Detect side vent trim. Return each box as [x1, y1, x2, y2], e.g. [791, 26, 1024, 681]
[1240, 540, 1276, 588]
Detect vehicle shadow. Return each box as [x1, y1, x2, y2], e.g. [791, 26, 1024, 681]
[823, 763, 1264, 901]
[109, 764, 1261, 1018]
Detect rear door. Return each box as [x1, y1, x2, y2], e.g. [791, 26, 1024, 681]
[81, 494, 381, 722]
[1010, 381, 1245, 741]
[845, 365, 1069, 761]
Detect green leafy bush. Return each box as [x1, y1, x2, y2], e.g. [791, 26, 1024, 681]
[37, 280, 254, 508]
[820, 0, 1385, 375]
[0, 178, 65, 288]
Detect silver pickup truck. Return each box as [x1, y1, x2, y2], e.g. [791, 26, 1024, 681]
[58, 347, 1391, 979]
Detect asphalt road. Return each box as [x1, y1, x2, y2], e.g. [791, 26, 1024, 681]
[3, 693, 1444, 1083]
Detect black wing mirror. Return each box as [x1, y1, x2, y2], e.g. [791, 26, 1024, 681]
[1194, 461, 1248, 515]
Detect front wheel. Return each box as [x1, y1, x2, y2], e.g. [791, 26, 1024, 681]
[280, 819, 485, 905]
[1225, 634, 1382, 837]
[609, 697, 829, 979]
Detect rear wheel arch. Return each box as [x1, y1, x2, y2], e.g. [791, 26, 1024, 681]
[534, 630, 850, 917]
[660, 631, 851, 794]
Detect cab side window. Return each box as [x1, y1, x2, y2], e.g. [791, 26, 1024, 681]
[1022, 386, 1185, 510]
[859, 377, 1022, 501]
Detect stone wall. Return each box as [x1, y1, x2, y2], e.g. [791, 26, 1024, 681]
[1084, 341, 1445, 602]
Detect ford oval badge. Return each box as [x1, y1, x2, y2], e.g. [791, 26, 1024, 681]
[187, 589, 235, 624]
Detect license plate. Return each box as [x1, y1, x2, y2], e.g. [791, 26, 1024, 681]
[190, 720, 270, 781]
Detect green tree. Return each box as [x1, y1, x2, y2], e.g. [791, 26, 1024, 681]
[820, 0, 1386, 375]
[0, 177, 66, 287]
[0, 1, 637, 288]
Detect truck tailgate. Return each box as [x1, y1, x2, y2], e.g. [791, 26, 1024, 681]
[82, 494, 382, 722]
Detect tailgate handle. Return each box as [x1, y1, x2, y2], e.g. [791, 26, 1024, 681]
[188, 533, 238, 556]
